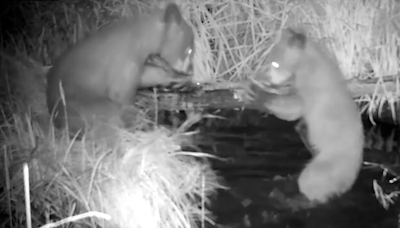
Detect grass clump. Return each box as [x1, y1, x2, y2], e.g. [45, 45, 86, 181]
[0, 109, 223, 228]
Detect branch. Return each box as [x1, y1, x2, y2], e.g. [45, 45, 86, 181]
[135, 77, 400, 125]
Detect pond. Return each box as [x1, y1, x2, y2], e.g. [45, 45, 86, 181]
[174, 109, 400, 228]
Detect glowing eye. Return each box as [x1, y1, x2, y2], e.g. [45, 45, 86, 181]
[187, 48, 192, 55]
[271, 61, 279, 68]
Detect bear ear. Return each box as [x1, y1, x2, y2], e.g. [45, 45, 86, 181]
[280, 28, 307, 50]
[162, 2, 184, 26]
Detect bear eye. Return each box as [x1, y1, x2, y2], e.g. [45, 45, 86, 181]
[187, 48, 192, 56]
[271, 61, 280, 68]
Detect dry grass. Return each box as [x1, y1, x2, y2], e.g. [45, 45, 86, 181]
[0, 108, 224, 228]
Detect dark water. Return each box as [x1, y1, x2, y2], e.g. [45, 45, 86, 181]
[170, 109, 400, 228]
